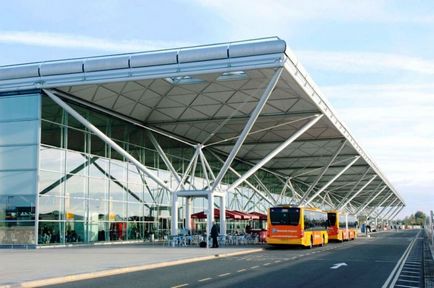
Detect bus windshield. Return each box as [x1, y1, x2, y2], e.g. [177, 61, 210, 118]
[270, 207, 300, 226]
[327, 213, 337, 227]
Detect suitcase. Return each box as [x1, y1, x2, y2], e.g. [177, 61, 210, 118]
[199, 241, 207, 248]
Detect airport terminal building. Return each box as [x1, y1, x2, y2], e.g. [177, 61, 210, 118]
[0, 38, 405, 247]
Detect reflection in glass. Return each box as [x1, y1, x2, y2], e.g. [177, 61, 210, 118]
[109, 222, 126, 241]
[38, 196, 63, 221]
[40, 146, 65, 172]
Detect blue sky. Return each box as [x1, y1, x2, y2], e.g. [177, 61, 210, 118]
[1, 0, 433, 219]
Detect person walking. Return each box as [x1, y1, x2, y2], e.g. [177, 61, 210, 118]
[211, 222, 219, 248]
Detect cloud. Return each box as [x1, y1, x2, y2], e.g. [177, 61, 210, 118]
[321, 83, 434, 190]
[297, 51, 434, 75]
[194, 0, 434, 28]
[0, 31, 193, 53]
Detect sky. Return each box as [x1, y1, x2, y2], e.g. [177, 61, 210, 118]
[1, 0, 433, 219]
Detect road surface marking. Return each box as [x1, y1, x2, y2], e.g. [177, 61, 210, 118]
[381, 230, 420, 288]
[218, 273, 231, 277]
[274, 260, 281, 263]
[251, 266, 259, 269]
[198, 278, 212, 282]
[395, 285, 419, 288]
[291, 257, 297, 260]
[330, 263, 347, 269]
[263, 263, 271, 266]
[171, 284, 189, 288]
[237, 269, 247, 273]
[400, 275, 419, 279]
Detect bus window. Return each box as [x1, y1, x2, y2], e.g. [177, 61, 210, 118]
[304, 210, 327, 231]
[339, 214, 346, 228]
[270, 207, 300, 226]
[327, 213, 336, 227]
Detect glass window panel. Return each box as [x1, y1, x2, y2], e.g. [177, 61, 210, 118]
[109, 201, 126, 221]
[0, 171, 37, 196]
[65, 221, 85, 243]
[89, 157, 110, 178]
[42, 95, 63, 123]
[39, 170, 63, 196]
[0, 145, 37, 170]
[66, 104, 87, 130]
[127, 183, 143, 203]
[65, 175, 86, 199]
[41, 121, 63, 148]
[67, 128, 86, 153]
[89, 178, 108, 200]
[127, 164, 142, 184]
[109, 181, 125, 202]
[0, 223, 35, 245]
[65, 197, 85, 221]
[38, 196, 63, 221]
[0, 195, 36, 221]
[40, 146, 65, 173]
[0, 95, 39, 121]
[109, 222, 126, 241]
[0, 120, 38, 146]
[38, 221, 64, 245]
[110, 160, 127, 183]
[66, 151, 88, 176]
[90, 134, 106, 157]
[88, 221, 108, 242]
[89, 200, 108, 222]
[127, 221, 143, 240]
[128, 203, 143, 220]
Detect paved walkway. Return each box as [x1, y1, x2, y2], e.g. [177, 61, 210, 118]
[0, 244, 260, 287]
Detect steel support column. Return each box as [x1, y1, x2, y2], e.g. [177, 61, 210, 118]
[185, 197, 192, 231]
[228, 114, 323, 191]
[336, 167, 371, 208]
[210, 68, 283, 192]
[220, 195, 226, 236]
[303, 156, 360, 206]
[148, 131, 184, 189]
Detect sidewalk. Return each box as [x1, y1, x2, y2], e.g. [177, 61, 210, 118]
[0, 244, 262, 287]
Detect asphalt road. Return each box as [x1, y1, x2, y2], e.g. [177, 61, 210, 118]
[45, 230, 419, 288]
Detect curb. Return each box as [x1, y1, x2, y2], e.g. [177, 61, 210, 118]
[1, 248, 263, 288]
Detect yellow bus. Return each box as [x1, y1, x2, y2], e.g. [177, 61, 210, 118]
[266, 206, 328, 248]
[327, 210, 358, 242]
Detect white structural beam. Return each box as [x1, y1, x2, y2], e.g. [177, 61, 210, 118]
[336, 167, 370, 208]
[339, 175, 377, 210]
[228, 114, 323, 191]
[148, 131, 185, 189]
[210, 67, 283, 192]
[303, 156, 360, 206]
[44, 89, 172, 192]
[384, 203, 401, 221]
[210, 151, 275, 205]
[366, 193, 394, 218]
[388, 206, 404, 221]
[299, 140, 347, 203]
[378, 199, 399, 219]
[355, 186, 387, 216]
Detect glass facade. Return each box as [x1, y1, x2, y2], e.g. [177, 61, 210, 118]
[0, 94, 40, 246]
[0, 90, 284, 247]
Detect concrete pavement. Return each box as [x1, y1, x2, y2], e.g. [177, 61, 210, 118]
[0, 245, 261, 287]
[45, 230, 421, 288]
